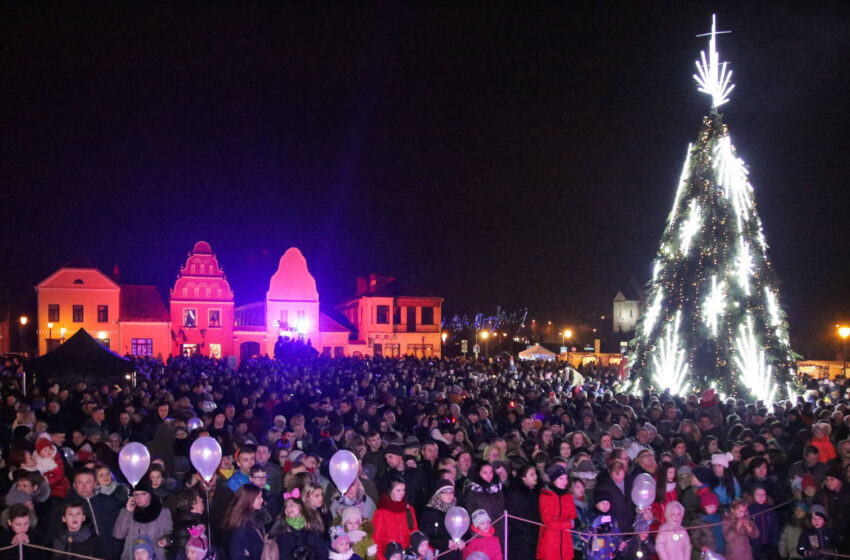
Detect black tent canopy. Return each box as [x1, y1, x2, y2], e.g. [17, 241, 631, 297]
[27, 328, 134, 381]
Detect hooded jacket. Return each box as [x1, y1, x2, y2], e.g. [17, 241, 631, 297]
[537, 486, 577, 560]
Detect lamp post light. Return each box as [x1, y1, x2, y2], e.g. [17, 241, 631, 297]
[839, 326, 850, 377]
[481, 330, 489, 357]
[60, 327, 66, 342]
[47, 322, 54, 350]
[441, 332, 447, 357]
[564, 329, 573, 368]
[18, 316, 28, 354]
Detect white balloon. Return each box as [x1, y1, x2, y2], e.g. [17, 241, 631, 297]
[329, 450, 359, 494]
[118, 442, 151, 487]
[445, 506, 470, 542]
[630, 472, 656, 509]
[187, 417, 203, 432]
[190, 436, 222, 482]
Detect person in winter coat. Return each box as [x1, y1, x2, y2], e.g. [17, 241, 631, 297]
[593, 460, 633, 536]
[463, 509, 502, 560]
[618, 519, 656, 560]
[655, 501, 691, 560]
[690, 490, 723, 559]
[49, 467, 122, 558]
[113, 479, 174, 560]
[570, 477, 594, 560]
[221, 484, 267, 560]
[0, 503, 45, 560]
[34, 434, 70, 499]
[407, 531, 436, 560]
[778, 502, 807, 560]
[462, 463, 506, 544]
[798, 505, 836, 560]
[584, 490, 620, 560]
[811, 466, 850, 553]
[537, 464, 578, 560]
[420, 482, 464, 560]
[748, 485, 780, 559]
[722, 499, 759, 560]
[52, 500, 109, 560]
[340, 506, 378, 560]
[330, 526, 363, 560]
[272, 487, 329, 560]
[331, 478, 377, 523]
[710, 453, 741, 510]
[505, 465, 541, 560]
[373, 477, 418, 560]
[166, 488, 206, 560]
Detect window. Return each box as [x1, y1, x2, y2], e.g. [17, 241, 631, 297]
[208, 309, 221, 328]
[296, 309, 306, 321]
[132, 339, 153, 357]
[322, 346, 331, 356]
[48, 304, 59, 322]
[182, 344, 199, 356]
[373, 343, 382, 356]
[97, 305, 109, 322]
[334, 346, 344, 357]
[209, 343, 222, 359]
[393, 306, 401, 324]
[385, 344, 400, 357]
[421, 307, 434, 325]
[376, 305, 390, 324]
[279, 310, 288, 327]
[183, 309, 197, 328]
[73, 279, 84, 284]
[73, 305, 84, 322]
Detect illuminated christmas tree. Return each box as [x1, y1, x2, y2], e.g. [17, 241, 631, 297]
[626, 16, 796, 403]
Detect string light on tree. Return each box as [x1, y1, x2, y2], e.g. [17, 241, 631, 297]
[625, 15, 796, 399]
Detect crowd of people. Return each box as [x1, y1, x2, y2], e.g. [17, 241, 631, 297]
[1, 346, 849, 560]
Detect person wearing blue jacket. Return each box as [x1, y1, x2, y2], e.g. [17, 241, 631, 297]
[748, 485, 780, 560]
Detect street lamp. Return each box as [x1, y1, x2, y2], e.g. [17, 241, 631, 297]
[481, 330, 489, 357]
[60, 327, 66, 342]
[839, 326, 850, 377]
[564, 329, 573, 367]
[47, 322, 54, 348]
[18, 316, 27, 353]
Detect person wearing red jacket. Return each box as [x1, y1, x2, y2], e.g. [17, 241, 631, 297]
[373, 476, 418, 560]
[538, 464, 578, 560]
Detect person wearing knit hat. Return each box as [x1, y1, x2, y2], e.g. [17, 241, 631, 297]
[34, 432, 70, 499]
[407, 531, 433, 560]
[463, 509, 502, 560]
[585, 487, 621, 560]
[620, 517, 656, 559]
[133, 536, 156, 560]
[798, 503, 836, 559]
[384, 541, 403, 560]
[801, 473, 818, 498]
[184, 524, 209, 560]
[340, 506, 377, 560]
[546, 463, 568, 485]
[692, 490, 724, 556]
[691, 465, 717, 487]
[329, 525, 360, 560]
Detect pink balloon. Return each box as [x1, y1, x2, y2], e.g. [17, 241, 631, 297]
[118, 442, 150, 487]
[329, 450, 359, 494]
[631, 472, 656, 509]
[445, 506, 470, 542]
[466, 552, 488, 560]
[190, 436, 222, 482]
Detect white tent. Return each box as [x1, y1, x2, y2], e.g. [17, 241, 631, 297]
[518, 344, 558, 361]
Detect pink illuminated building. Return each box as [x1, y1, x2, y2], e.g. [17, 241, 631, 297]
[169, 241, 235, 359]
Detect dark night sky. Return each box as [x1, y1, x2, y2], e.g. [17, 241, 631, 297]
[2, 3, 849, 357]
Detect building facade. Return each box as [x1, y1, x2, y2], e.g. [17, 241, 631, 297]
[337, 274, 443, 358]
[169, 241, 235, 359]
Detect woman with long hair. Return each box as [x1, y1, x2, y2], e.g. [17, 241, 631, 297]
[710, 453, 740, 510]
[651, 461, 678, 525]
[372, 476, 418, 560]
[420, 482, 462, 560]
[271, 488, 327, 560]
[302, 481, 331, 537]
[505, 465, 541, 560]
[221, 484, 266, 560]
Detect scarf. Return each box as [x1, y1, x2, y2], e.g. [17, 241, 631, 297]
[285, 515, 306, 530]
[134, 495, 164, 524]
[472, 525, 495, 538]
[60, 524, 94, 543]
[98, 480, 119, 496]
[377, 494, 409, 514]
[329, 550, 355, 560]
[426, 493, 455, 513]
[347, 529, 367, 544]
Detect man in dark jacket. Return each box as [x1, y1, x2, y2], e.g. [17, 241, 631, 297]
[48, 468, 121, 558]
[593, 460, 634, 535]
[813, 466, 850, 553]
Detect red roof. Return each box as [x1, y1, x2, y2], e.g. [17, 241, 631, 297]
[120, 285, 170, 322]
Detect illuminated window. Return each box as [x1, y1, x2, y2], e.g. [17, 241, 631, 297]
[208, 309, 221, 328]
[97, 305, 108, 322]
[280, 310, 288, 327]
[421, 307, 434, 325]
[296, 309, 306, 321]
[376, 305, 390, 324]
[183, 309, 197, 328]
[131, 339, 153, 356]
[209, 343, 222, 359]
[182, 343, 199, 356]
[48, 304, 59, 321]
[73, 305, 84, 322]
[373, 343, 382, 356]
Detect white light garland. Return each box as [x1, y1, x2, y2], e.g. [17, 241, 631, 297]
[734, 314, 777, 404]
[765, 288, 781, 328]
[703, 275, 726, 337]
[669, 143, 693, 225]
[693, 14, 734, 108]
[735, 239, 754, 295]
[652, 260, 662, 282]
[643, 291, 664, 338]
[679, 199, 702, 255]
[714, 136, 753, 230]
[652, 311, 690, 396]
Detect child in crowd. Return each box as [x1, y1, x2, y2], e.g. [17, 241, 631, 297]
[778, 503, 807, 560]
[656, 500, 691, 560]
[133, 536, 156, 560]
[384, 542, 403, 560]
[797, 505, 835, 560]
[749, 485, 780, 560]
[183, 525, 214, 560]
[330, 526, 362, 560]
[463, 509, 502, 560]
[618, 519, 656, 560]
[408, 531, 435, 560]
[691, 491, 723, 559]
[51, 500, 108, 559]
[723, 498, 759, 560]
[3, 470, 50, 517]
[0, 503, 42, 555]
[34, 433, 69, 499]
[585, 491, 620, 560]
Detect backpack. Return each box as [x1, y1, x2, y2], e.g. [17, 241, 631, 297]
[255, 528, 280, 560]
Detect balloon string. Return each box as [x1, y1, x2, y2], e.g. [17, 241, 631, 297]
[436, 513, 507, 558]
[505, 498, 793, 538]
